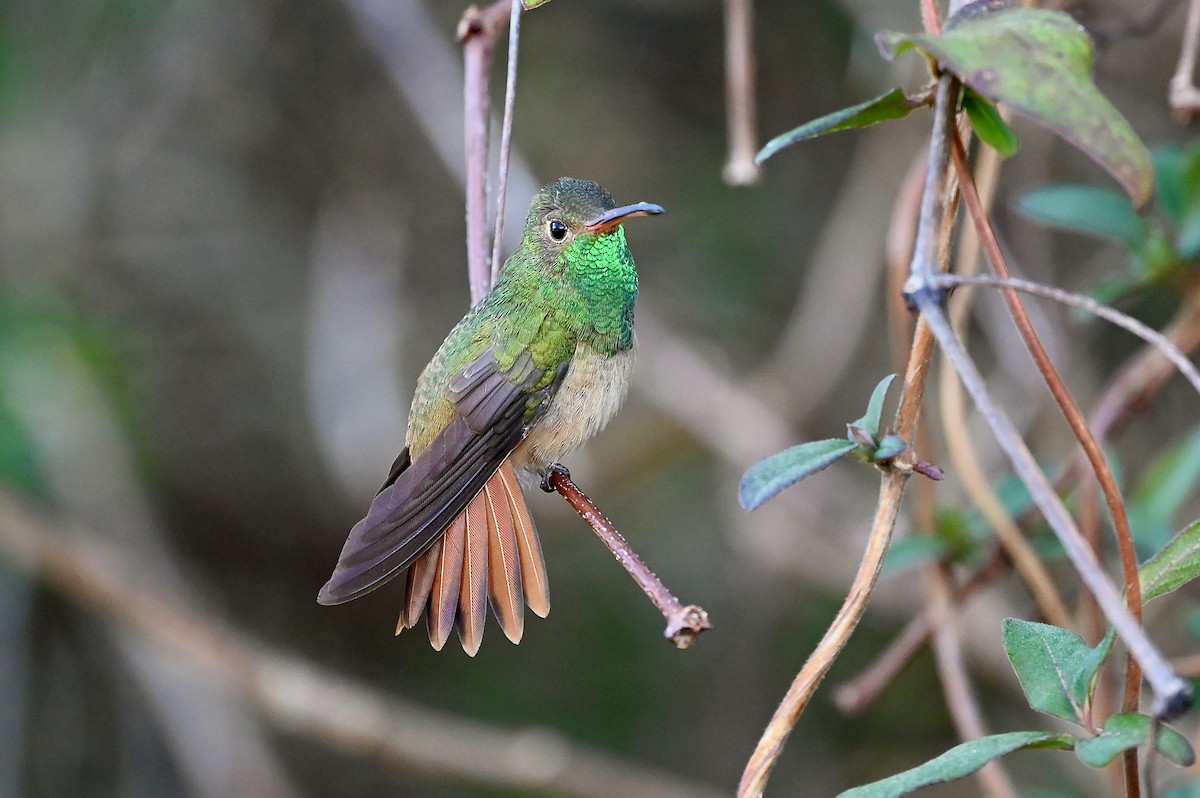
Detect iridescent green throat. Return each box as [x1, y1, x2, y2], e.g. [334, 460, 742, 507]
[561, 227, 637, 353]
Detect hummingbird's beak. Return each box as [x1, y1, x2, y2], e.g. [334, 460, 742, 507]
[583, 201, 665, 234]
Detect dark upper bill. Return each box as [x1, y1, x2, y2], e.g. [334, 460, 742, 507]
[583, 201, 665, 234]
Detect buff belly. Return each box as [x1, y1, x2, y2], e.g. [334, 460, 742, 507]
[511, 341, 634, 475]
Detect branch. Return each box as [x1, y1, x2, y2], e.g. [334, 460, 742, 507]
[458, 0, 514, 302]
[737, 69, 955, 798]
[546, 467, 710, 649]
[736, 461, 918, 797]
[926, 562, 1019, 798]
[931, 273, 1200, 399]
[1170, 0, 1200, 120]
[737, 274, 942, 798]
[913, 266, 1192, 722]
[490, 0, 523, 283]
[722, 0, 760, 185]
[0, 489, 725, 798]
[938, 137, 1073, 630]
[834, 547, 1010, 715]
[948, 132, 1145, 793]
[1089, 288, 1200, 442]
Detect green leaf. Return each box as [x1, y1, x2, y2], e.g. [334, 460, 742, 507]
[0, 395, 45, 497]
[756, 90, 925, 163]
[739, 439, 857, 510]
[1131, 426, 1200, 553]
[1003, 618, 1107, 723]
[1087, 276, 1143, 306]
[1017, 185, 1147, 248]
[1155, 147, 1192, 225]
[1153, 145, 1200, 229]
[962, 88, 1019, 157]
[1135, 229, 1182, 280]
[851, 374, 898, 439]
[878, 5, 1154, 206]
[1072, 629, 1114, 707]
[1139, 520, 1200, 603]
[1176, 211, 1200, 259]
[836, 731, 1073, 798]
[1152, 143, 1200, 257]
[520, 0, 556, 8]
[1075, 712, 1195, 768]
[871, 434, 907, 462]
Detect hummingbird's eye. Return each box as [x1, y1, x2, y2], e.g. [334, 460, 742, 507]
[547, 219, 568, 241]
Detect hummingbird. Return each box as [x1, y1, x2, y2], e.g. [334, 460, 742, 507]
[318, 177, 663, 655]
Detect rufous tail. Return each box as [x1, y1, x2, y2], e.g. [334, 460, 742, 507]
[396, 460, 549, 655]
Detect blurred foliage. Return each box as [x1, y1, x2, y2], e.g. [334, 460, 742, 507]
[1019, 142, 1200, 300]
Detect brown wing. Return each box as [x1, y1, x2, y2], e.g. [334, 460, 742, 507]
[317, 348, 549, 605]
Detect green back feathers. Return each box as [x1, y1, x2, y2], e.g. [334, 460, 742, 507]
[405, 178, 641, 453]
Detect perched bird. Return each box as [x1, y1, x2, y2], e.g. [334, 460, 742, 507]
[318, 177, 663, 655]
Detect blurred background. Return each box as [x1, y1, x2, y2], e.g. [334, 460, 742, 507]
[1, 0, 1199, 796]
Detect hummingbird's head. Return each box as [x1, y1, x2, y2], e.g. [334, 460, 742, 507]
[523, 177, 663, 264]
[517, 178, 662, 348]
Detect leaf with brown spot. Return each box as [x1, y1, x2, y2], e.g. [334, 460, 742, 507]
[878, 3, 1153, 206]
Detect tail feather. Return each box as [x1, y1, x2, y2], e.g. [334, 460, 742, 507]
[398, 539, 440, 633]
[457, 492, 489, 656]
[484, 467, 524, 643]
[393, 459, 549, 653]
[427, 514, 466, 650]
[499, 464, 549, 618]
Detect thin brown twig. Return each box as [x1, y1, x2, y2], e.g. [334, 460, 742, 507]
[885, 148, 930, 367]
[921, 0, 943, 36]
[950, 132, 1148, 758]
[949, 136, 1146, 764]
[941, 353, 1074, 627]
[489, 0, 523, 283]
[835, 612, 931, 716]
[737, 69, 952, 798]
[920, 268, 1193, 721]
[919, 132, 1016, 798]
[737, 287, 942, 798]
[926, 562, 1020, 798]
[1170, 0, 1200, 120]
[0, 491, 725, 798]
[834, 547, 1011, 715]
[1090, 286, 1200, 443]
[931, 274, 1200, 403]
[908, 79, 1188, 721]
[722, 0, 760, 185]
[546, 468, 710, 649]
[736, 464, 916, 797]
[938, 141, 1073, 630]
[458, 1, 512, 302]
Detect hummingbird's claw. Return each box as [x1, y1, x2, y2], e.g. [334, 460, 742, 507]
[541, 463, 571, 493]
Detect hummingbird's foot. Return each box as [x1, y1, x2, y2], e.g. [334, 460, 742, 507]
[541, 463, 570, 493]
